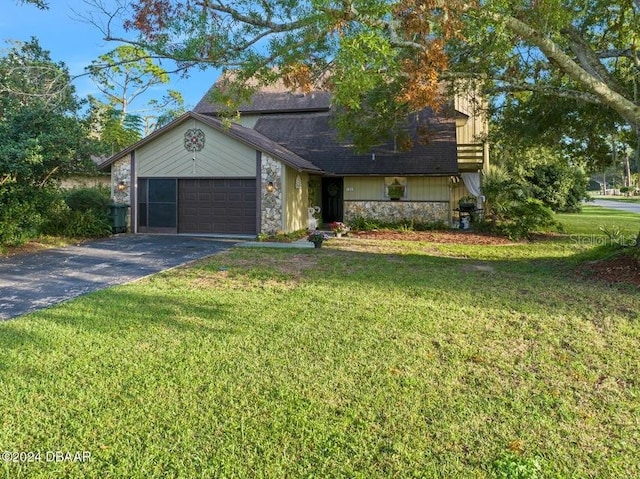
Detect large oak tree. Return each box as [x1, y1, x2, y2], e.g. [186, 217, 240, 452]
[86, 0, 638, 150]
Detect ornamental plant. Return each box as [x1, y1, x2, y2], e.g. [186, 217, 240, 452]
[328, 221, 350, 234]
[307, 231, 330, 243]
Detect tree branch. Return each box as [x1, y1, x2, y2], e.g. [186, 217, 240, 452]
[488, 11, 640, 129]
[562, 25, 629, 97]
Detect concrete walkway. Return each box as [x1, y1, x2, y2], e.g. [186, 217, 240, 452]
[238, 238, 316, 249]
[592, 199, 640, 215]
[0, 235, 236, 321]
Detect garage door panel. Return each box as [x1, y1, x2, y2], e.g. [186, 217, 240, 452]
[179, 178, 256, 234]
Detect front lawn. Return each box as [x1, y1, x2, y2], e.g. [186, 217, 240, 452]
[1, 233, 639, 477]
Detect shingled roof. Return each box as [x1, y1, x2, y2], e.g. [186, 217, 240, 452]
[195, 86, 459, 176]
[194, 82, 332, 115]
[252, 110, 458, 176]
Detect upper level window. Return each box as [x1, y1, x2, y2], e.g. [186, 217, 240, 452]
[385, 177, 407, 200]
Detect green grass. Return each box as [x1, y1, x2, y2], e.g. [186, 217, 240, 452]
[1, 233, 639, 477]
[591, 195, 640, 204]
[555, 205, 640, 237]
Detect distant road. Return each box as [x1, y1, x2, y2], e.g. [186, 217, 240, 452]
[591, 199, 640, 215]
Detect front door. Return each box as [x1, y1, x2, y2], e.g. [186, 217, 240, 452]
[321, 177, 343, 224]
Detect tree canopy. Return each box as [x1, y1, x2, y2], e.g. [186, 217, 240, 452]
[88, 0, 639, 147]
[0, 39, 95, 245]
[0, 38, 92, 187]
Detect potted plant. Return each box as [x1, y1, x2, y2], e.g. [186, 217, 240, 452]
[307, 230, 330, 248]
[387, 180, 405, 201]
[328, 221, 350, 237]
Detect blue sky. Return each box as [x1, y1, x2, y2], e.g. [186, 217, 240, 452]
[1, 1, 219, 111]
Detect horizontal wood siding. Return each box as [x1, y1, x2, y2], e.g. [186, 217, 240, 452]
[137, 118, 257, 177]
[344, 176, 450, 201]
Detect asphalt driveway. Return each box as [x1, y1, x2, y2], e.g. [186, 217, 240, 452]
[0, 235, 237, 321]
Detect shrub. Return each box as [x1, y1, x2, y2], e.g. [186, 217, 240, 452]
[64, 186, 111, 212]
[526, 163, 589, 213]
[482, 167, 559, 240]
[0, 185, 59, 247]
[41, 186, 112, 238]
[348, 216, 448, 231]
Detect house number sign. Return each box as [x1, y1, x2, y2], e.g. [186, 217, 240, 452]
[184, 128, 205, 151]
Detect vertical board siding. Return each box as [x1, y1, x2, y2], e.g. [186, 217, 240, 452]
[344, 176, 450, 201]
[137, 119, 257, 177]
[454, 90, 488, 145]
[284, 167, 309, 231]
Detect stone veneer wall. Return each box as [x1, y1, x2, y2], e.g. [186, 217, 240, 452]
[260, 154, 283, 233]
[344, 201, 450, 224]
[110, 157, 132, 232]
[111, 157, 132, 205]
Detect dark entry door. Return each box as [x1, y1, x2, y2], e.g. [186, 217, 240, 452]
[321, 177, 343, 224]
[179, 178, 256, 234]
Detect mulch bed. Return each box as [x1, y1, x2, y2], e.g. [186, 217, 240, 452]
[352, 230, 514, 245]
[583, 254, 640, 286]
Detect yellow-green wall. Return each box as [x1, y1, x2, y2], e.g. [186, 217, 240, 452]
[284, 166, 309, 231]
[344, 176, 450, 201]
[137, 118, 256, 177]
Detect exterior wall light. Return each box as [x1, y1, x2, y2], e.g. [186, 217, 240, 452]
[266, 181, 275, 193]
[116, 180, 128, 192]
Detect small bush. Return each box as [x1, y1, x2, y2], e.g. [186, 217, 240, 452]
[348, 216, 448, 231]
[482, 167, 560, 240]
[41, 186, 112, 238]
[0, 186, 59, 247]
[0, 195, 43, 246]
[64, 186, 111, 212]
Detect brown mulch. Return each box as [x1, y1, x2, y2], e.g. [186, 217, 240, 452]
[352, 230, 515, 245]
[583, 254, 640, 286]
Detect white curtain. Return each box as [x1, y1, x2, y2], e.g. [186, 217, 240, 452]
[461, 172, 484, 207]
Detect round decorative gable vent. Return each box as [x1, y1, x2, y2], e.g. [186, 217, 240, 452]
[184, 128, 205, 151]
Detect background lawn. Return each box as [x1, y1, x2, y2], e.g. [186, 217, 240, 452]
[590, 195, 640, 204]
[1, 222, 639, 477]
[555, 204, 640, 237]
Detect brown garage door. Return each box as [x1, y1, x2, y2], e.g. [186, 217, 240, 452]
[178, 178, 256, 234]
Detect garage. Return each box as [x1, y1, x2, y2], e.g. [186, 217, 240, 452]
[102, 113, 323, 236]
[178, 178, 256, 234]
[137, 178, 257, 235]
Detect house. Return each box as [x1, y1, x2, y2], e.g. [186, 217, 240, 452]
[99, 80, 488, 235]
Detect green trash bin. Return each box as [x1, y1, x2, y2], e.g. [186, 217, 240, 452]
[110, 204, 129, 234]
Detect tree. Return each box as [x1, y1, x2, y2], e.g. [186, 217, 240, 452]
[86, 0, 639, 148]
[85, 96, 143, 156]
[0, 39, 92, 187]
[0, 39, 92, 245]
[87, 45, 185, 135]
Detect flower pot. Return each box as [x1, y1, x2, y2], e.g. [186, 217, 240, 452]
[335, 232, 343, 238]
[313, 241, 322, 248]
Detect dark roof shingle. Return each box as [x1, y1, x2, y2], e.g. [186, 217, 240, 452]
[252, 109, 458, 176]
[194, 86, 332, 115]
